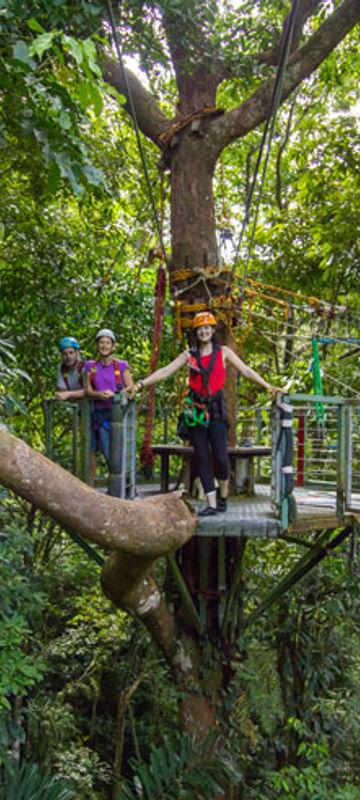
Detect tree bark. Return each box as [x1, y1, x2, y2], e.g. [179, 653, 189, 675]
[0, 430, 225, 738]
[0, 431, 195, 555]
[210, 0, 360, 153]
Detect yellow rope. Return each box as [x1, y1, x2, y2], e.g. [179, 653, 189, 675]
[244, 286, 289, 309]
[171, 265, 232, 283]
[171, 263, 334, 347]
[158, 107, 224, 151]
[246, 277, 325, 307]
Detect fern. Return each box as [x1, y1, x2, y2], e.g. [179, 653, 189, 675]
[118, 732, 241, 799]
[0, 759, 75, 800]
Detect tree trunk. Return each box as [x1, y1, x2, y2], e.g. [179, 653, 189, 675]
[169, 134, 218, 270]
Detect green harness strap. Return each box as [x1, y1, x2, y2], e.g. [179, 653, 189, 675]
[183, 396, 210, 428]
[312, 337, 325, 423]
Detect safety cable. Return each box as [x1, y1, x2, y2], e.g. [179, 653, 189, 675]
[106, 0, 167, 261]
[232, 0, 299, 278]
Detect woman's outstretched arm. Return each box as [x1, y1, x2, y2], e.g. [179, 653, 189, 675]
[136, 351, 189, 391]
[222, 346, 280, 395]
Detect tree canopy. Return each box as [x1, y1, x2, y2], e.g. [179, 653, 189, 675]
[1, 1, 360, 798]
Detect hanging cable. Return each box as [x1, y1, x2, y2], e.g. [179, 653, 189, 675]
[106, 0, 167, 261]
[232, 0, 299, 278]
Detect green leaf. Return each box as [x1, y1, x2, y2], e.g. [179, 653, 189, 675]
[29, 32, 56, 60]
[82, 39, 101, 77]
[12, 41, 36, 69]
[62, 35, 83, 66]
[27, 18, 46, 34]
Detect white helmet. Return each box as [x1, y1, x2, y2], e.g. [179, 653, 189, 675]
[95, 328, 115, 343]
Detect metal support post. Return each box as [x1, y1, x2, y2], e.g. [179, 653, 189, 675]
[270, 400, 281, 514]
[336, 403, 348, 519]
[79, 398, 91, 484]
[72, 404, 78, 476]
[109, 395, 124, 498]
[297, 410, 306, 487]
[346, 404, 352, 511]
[128, 402, 137, 499]
[109, 393, 137, 499]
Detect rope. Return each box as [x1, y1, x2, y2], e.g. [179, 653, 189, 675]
[158, 107, 224, 150]
[246, 277, 345, 312]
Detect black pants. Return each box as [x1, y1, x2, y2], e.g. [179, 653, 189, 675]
[190, 419, 229, 494]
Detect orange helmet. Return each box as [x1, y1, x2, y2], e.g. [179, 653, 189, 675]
[193, 311, 217, 329]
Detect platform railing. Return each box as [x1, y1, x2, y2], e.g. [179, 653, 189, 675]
[272, 394, 355, 528]
[236, 404, 272, 482]
[44, 397, 91, 482]
[44, 394, 136, 499]
[44, 392, 358, 525]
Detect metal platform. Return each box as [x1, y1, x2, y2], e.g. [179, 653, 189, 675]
[138, 482, 359, 537]
[193, 488, 280, 538]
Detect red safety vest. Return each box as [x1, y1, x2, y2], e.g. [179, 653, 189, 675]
[188, 347, 225, 397]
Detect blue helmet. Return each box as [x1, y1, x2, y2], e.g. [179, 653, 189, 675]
[59, 336, 80, 351]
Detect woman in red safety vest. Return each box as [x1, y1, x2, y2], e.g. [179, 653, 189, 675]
[134, 312, 280, 517]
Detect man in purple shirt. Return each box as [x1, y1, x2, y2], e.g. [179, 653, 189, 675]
[86, 328, 135, 486]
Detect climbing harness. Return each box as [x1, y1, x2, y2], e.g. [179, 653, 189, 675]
[183, 396, 210, 428]
[61, 361, 84, 390]
[177, 344, 224, 439]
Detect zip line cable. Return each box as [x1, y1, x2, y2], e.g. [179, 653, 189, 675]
[106, 0, 167, 261]
[232, 0, 299, 278]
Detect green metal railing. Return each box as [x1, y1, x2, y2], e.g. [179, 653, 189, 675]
[44, 397, 91, 483]
[272, 394, 354, 529]
[44, 394, 136, 499]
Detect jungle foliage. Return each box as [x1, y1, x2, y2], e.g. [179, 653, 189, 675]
[1, 0, 360, 798]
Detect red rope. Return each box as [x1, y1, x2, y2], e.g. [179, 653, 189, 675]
[140, 266, 167, 467]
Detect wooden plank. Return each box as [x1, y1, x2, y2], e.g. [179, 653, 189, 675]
[151, 443, 271, 457]
[289, 515, 343, 533]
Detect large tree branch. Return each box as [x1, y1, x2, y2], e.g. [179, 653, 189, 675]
[102, 56, 172, 148]
[0, 430, 195, 557]
[0, 430, 208, 726]
[256, 0, 322, 66]
[208, 0, 360, 155]
[160, 1, 223, 114]
[102, 556, 220, 738]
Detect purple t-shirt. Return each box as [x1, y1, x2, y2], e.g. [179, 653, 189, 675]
[85, 359, 129, 409]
